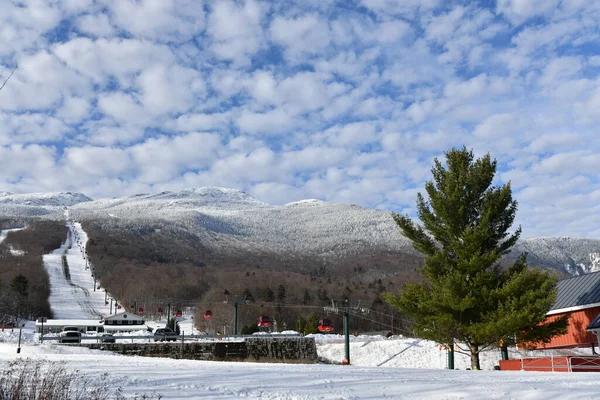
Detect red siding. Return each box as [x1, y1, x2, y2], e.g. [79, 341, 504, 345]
[532, 307, 600, 349]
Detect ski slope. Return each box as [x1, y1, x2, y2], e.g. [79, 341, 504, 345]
[42, 216, 110, 319]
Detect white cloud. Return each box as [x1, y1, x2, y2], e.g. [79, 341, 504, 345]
[136, 64, 206, 115]
[270, 14, 331, 62]
[56, 97, 91, 124]
[103, 0, 206, 42]
[0, 113, 69, 145]
[539, 56, 583, 87]
[63, 146, 131, 177]
[0, 1, 599, 238]
[97, 92, 151, 125]
[130, 132, 222, 182]
[76, 13, 116, 37]
[236, 108, 297, 136]
[496, 0, 562, 23]
[206, 0, 265, 65]
[52, 38, 175, 87]
[0, 144, 57, 187]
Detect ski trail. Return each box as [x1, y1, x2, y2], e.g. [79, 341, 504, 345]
[44, 216, 110, 319]
[0, 228, 24, 243]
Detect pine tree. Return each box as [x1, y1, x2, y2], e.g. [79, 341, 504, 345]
[384, 146, 568, 369]
[304, 312, 320, 335]
[276, 284, 286, 303]
[302, 289, 311, 305]
[10, 274, 28, 297]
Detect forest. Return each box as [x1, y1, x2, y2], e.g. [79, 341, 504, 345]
[0, 216, 417, 334]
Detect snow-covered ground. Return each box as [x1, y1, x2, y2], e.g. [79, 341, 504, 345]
[3, 224, 600, 398]
[42, 219, 111, 319]
[1, 331, 600, 399]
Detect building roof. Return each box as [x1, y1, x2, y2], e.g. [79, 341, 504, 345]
[104, 312, 144, 321]
[34, 319, 102, 327]
[548, 271, 600, 315]
[587, 314, 600, 331]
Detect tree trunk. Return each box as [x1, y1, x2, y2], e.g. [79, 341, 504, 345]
[469, 344, 481, 370]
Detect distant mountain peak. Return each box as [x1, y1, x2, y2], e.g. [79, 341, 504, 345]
[145, 187, 269, 205]
[0, 192, 92, 207]
[284, 199, 327, 207]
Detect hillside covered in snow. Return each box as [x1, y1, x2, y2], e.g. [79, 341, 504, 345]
[0, 187, 599, 278]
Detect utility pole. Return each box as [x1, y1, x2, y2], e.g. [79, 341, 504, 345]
[234, 300, 238, 335]
[447, 340, 454, 370]
[326, 299, 360, 365]
[343, 309, 350, 364]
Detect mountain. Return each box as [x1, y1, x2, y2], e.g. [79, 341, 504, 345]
[1, 187, 599, 279]
[0, 191, 92, 207]
[510, 237, 600, 275]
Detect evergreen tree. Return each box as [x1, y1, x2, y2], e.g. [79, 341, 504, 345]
[304, 312, 320, 335]
[261, 287, 275, 302]
[276, 284, 286, 303]
[10, 274, 28, 297]
[302, 289, 311, 305]
[242, 288, 254, 303]
[296, 315, 306, 334]
[384, 147, 568, 369]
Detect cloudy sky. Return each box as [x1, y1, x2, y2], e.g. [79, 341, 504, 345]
[1, 0, 599, 239]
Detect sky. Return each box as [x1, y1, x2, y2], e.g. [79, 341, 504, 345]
[1, 1, 600, 239]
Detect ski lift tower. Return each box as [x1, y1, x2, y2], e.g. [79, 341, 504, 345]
[325, 299, 361, 365]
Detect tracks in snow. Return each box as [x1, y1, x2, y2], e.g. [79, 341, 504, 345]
[44, 218, 109, 319]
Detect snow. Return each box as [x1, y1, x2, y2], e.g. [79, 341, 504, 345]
[0, 227, 25, 255]
[1, 187, 600, 273]
[42, 220, 110, 319]
[1, 333, 600, 399]
[0, 191, 91, 206]
[2, 224, 600, 398]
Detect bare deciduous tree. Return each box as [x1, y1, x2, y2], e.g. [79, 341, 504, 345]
[0, 66, 16, 92]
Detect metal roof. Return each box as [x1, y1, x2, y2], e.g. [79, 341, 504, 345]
[587, 313, 600, 331]
[551, 271, 600, 311]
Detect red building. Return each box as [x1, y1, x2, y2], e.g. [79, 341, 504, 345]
[534, 271, 600, 349]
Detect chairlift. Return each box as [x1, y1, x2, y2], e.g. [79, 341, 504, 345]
[318, 319, 334, 333]
[258, 315, 273, 328]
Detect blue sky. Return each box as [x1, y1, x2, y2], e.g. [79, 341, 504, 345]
[1, 0, 599, 238]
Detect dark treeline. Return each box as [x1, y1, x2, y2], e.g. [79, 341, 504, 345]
[0, 216, 417, 334]
[0, 220, 67, 321]
[82, 218, 418, 335]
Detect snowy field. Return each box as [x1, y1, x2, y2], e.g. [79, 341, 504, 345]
[2, 330, 600, 399]
[3, 225, 600, 398]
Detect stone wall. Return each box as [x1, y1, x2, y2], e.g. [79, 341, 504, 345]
[84, 337, 317, 363]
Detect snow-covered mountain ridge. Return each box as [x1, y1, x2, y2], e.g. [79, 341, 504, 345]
[0, 187, 599, 276]
[0, 191, 92, 206]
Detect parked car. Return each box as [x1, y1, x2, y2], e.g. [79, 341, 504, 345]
[59, 326, 81, 344]
[153, 328, 178, 342]
[100, 333, 116, 343]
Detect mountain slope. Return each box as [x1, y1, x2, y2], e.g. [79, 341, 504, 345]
[0, 187, 599, 277]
